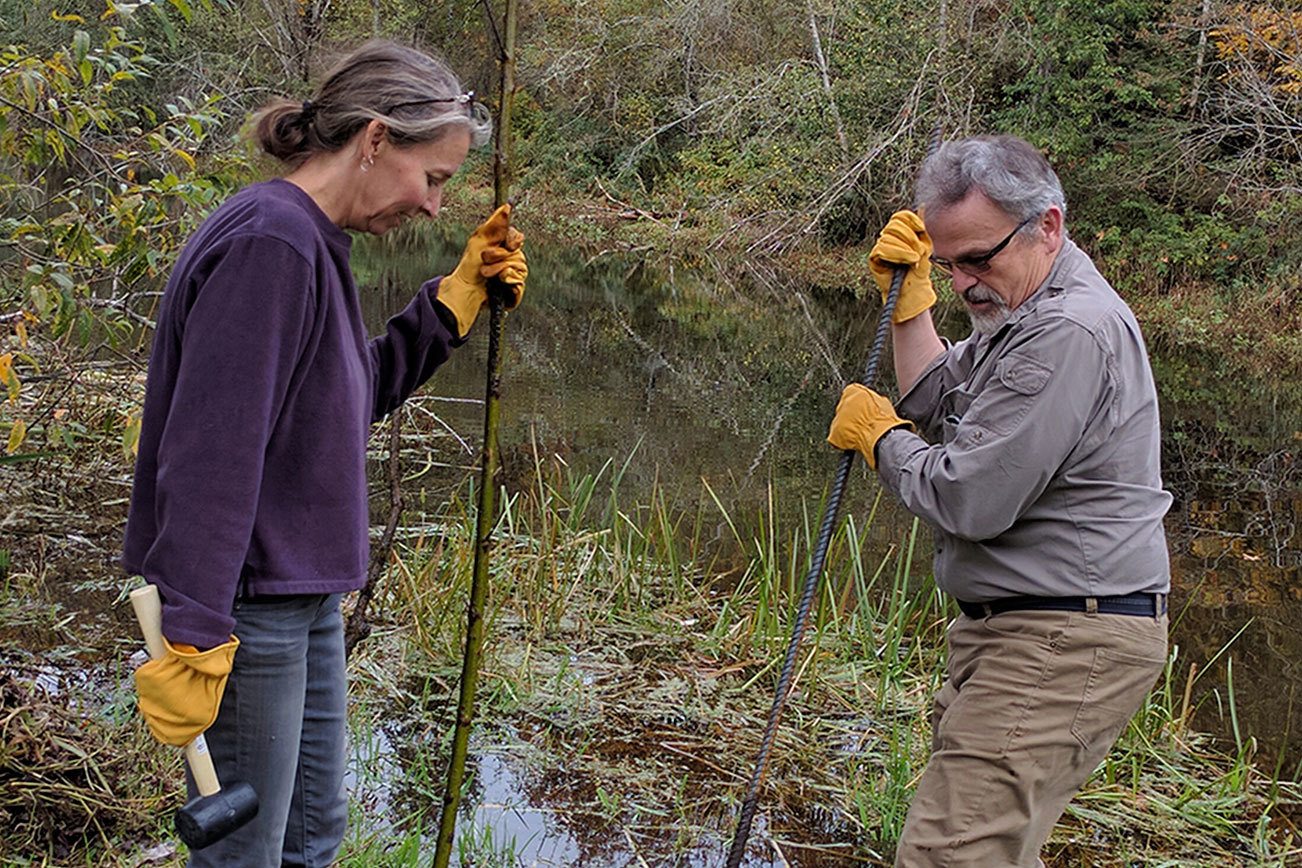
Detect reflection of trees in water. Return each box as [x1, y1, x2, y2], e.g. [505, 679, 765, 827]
[1164, 426, 1302, 774]
[354, 230, 896, 535]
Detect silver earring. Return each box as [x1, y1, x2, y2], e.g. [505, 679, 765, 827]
[360, 154, 374, 172]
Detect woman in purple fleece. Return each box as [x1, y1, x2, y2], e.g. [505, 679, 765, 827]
[122, 40, 526, 866]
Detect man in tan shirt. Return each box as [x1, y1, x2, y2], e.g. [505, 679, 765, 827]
[828, 135, 1170, 866]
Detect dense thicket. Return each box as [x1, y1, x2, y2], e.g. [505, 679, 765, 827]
[0, 0, 1298, 458]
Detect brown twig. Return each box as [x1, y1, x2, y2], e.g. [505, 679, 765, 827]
[344, 413, 404, 657]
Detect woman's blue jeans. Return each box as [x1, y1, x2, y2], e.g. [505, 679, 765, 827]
[187, 593, 348, 868]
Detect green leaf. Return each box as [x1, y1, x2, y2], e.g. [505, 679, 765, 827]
[6, 418, 27, 454]
[122, 414, 141, 459]
[150, 4, 178, 49]
[73, 30, 90, 65]
[77, 308, 93, 344]
[20, 74, 38, 110]
[29, 286, 50, 319]
[0, 451, 50, 464]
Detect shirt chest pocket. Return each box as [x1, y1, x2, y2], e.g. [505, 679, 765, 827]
[966, 353, 1054, 437]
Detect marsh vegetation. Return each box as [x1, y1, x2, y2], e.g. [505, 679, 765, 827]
[2, 0, 1300, 863]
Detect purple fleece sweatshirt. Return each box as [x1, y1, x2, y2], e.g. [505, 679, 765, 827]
[123, 179, 463, 649]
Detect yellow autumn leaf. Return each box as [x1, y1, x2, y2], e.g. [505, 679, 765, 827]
[0, 353, 17, 403]
[14, 319, 28, 349]
[6, 418, 26, 454]
[122, 413, 142, 459]
[173, 148, 196, 171]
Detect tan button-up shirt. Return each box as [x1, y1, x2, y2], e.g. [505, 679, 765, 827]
[876, 239, 1172, 602]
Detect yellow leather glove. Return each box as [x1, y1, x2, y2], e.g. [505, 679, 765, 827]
[869, 210, 937, 324]
[135, 635, 239, 747]
[437, 204, 527, 337]
[826, 384, 915, 470]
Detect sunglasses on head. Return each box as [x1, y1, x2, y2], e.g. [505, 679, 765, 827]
[931, 215, 1035, 276]
[387, 91, 478, 115]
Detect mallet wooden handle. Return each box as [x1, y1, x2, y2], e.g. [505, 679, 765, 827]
[130, 584, 222, 797]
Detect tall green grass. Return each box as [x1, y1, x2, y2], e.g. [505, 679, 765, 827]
[342, 452, 1300, 864]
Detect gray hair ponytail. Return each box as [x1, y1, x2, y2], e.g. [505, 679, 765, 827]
[916, 136, 1068, 226]
[253, 40, 492, 167]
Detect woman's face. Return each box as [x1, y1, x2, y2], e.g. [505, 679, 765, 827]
[351, 126, 471, 235]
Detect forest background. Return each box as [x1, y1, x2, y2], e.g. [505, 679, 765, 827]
[0, 0, 1299, 428]
[1, 0, 1300, 864]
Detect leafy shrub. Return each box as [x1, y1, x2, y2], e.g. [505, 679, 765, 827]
[0, 7, 248, 457]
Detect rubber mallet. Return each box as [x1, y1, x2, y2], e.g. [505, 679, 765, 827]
[130, 584, 259, 850]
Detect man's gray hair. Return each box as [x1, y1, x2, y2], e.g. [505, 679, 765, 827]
[916, 135, 1067, 225]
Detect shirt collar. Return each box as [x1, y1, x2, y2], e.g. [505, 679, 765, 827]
[1000, 237, 1083, 328]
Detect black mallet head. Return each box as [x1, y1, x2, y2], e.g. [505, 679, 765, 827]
[175, 780, 259, 850]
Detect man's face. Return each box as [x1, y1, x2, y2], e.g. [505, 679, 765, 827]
[925, 190, 1063, 335]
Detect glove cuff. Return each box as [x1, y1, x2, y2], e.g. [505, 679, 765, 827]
[162, 635, 239, 676]
[892, 281, 938, 324]
[866, 421, 915, 471]
[435, 275, 481, 338]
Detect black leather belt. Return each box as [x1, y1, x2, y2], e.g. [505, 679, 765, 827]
[957, 592, 1167, 619]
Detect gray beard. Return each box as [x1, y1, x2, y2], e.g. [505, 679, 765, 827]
[964, 287, 1013, 335]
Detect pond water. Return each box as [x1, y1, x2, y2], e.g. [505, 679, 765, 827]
[352, 225, 1301, 859]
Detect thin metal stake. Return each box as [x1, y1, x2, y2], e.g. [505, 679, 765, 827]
[724, 267, 903, 867]
[726, 125, 942, 865]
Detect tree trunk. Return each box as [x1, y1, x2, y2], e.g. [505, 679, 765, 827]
[1189, 0, 1213, 117]
[808, 2, 849, 167]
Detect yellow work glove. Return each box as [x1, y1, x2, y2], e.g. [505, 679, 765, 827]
[135, 635, 239, 747]
[869, 210, 937, 324]
[826, 384, 915, 470]
[437, 204, 527, 337]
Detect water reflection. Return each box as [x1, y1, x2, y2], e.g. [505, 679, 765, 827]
[347, 721, 789, 866]
[352, 225, 1302, 777]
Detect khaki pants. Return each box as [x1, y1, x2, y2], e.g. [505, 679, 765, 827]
[895, 609, 1167, 867]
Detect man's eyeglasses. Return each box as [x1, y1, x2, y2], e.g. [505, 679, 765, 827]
[387, 91, 478, 115]
[931, 215, 1035, 276]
